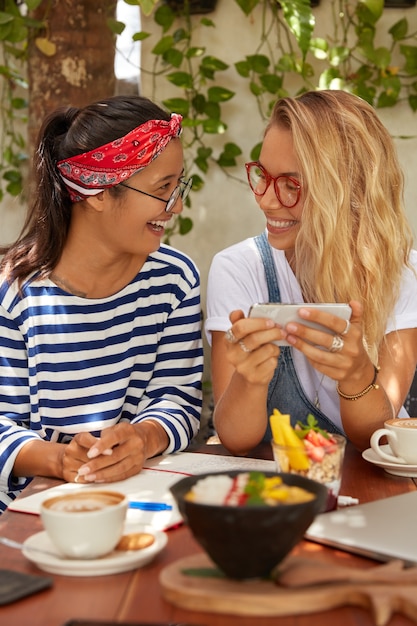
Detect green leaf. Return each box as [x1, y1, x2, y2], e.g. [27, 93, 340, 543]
[11, 97, 27, 110]
[154, 4, 176, 31]
[202, 118, 227, 134]
[203, 101, 221, 119]
[151, 35, 174, 55]
[358, 0, 384, 22]
[107, 18, 125, 36]
[234, 0, 260, 16]
[135, 0, 158, 16]
[400, 45, 417, 76]
[162, 98, 190, 116]
[260, 73, 283, 94]
[217, 142, 242, 167]
[0, 12, 14, 26]
[329, 46, 350, 68]
[235, 60, 250, 78]
[5, 179, 22, 196]
[201, 55, 229, 72]
[200, 17, 215, 27]
[163, 48, 184, 67]
[246, 54, 270, 74]
[186, 46, 205, 59]
[191, 93, 206, 115]
[250, 143, 262, 162]
[389, 18, 408, 42]
[166, 71, 193, 89]
[310, 37, 328, 61]
[178, 216, 193, 235]
[191, 173, 205, 190]
[408, 94, 417, 112]
[207, 86, 234, 103]
[132, 31, 151, 41]
[377, 91, 398, 108]
[279, 0, 315, 59]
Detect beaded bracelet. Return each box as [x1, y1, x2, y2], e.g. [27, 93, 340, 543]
[336, 365, 380, 401]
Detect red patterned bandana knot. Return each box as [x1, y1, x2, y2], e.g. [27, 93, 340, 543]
[57, 113, 183, 202]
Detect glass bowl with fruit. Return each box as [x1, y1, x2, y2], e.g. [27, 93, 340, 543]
[270, 410, 346, 512]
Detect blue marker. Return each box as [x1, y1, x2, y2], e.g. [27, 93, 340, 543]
[128, 501, 173, 511]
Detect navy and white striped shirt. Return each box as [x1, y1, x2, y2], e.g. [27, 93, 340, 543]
[0, 244, 203, 512]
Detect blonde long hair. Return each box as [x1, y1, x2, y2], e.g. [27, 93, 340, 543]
[269, 90, 413, 362]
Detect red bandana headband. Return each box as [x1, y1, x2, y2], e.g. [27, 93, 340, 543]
[57, 113, 183, 202]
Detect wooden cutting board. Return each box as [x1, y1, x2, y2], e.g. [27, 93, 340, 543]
[159, 553, 417, 625]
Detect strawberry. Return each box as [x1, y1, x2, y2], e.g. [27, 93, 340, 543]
[304, 438, 326, 462]
[305, 430, 331, 448]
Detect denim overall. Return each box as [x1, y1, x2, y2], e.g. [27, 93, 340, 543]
[254, 232, 344, 442]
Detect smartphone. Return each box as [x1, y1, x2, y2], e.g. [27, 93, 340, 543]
[248, 302, 352, 346]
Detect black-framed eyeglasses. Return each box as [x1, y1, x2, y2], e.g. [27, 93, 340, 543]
[120, 177, 192, 213]
[245, 162, 301, 208]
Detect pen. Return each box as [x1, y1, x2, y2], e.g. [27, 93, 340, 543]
[128, 501, 173, 511]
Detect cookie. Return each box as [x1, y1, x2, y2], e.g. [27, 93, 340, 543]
[115, 532, 155, 551]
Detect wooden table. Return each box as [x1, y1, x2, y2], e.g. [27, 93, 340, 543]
[1, 441, 416, 626]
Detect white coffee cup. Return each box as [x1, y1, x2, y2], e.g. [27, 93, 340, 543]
[40, 489, 128, 559]
[370, 418, 417, 465]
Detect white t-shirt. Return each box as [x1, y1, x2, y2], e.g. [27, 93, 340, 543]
[205, 233, 417, 430]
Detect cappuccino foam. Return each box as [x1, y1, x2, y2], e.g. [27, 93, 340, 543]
[45, 491, 122, 513]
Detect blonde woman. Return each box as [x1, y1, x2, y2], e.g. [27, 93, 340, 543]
[206, 90, 417, 454]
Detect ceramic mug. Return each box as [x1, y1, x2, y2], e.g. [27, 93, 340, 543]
[40, 489, 128, 559]
[370, 418, 417, 465]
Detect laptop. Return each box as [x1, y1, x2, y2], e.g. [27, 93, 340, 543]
[305, 490, 417, 566]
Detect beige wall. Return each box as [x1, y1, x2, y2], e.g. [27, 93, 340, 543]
[1, 1, 416, 384]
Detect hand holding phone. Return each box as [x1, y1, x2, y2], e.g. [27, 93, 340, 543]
[248, 303, 352, 347]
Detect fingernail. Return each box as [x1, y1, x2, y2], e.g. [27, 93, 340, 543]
[286, 323, 297, 333]
[87, 447, 100, 459]
[84, 473, 97, 482]
[77, 465, 90, 476]
[102, 448, 113, 456]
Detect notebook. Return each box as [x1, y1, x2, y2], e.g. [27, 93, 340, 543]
[305, 490, 417, 565]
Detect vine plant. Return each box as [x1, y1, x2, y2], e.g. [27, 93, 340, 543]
[0, 0, 46, 201]
[117, 0, 417, 239]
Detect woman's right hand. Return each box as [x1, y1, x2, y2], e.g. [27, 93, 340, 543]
[222, 309, 282, 386]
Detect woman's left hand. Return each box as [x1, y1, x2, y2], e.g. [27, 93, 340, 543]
[71, 421, 168, 484]
[283, 299, 373, 383]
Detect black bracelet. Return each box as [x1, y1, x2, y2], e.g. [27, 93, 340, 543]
[337, 365, 380, 401]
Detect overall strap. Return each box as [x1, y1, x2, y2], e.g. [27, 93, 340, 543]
[254, 232, 281, 302]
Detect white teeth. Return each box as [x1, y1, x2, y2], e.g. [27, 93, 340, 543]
[149, 220, 167, 227]
[268, 219, 296, 228]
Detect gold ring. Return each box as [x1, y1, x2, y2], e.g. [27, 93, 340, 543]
[239, 339, 251, 353]
[330, 335, 344, 353]
[74, 473, 80, 483]
[341, 319, 350, 336]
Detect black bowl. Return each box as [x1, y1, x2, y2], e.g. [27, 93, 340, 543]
[170, 470, 327, 580]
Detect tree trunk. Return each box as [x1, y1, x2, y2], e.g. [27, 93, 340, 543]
[27, 0, 117, 156]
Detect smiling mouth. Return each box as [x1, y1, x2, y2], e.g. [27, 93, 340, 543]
[148, 219, 169, 232]
[267, 218, 298, 229]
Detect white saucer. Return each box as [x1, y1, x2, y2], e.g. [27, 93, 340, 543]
[23, 522, 167, 577]
[362, 444, 417, 477]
